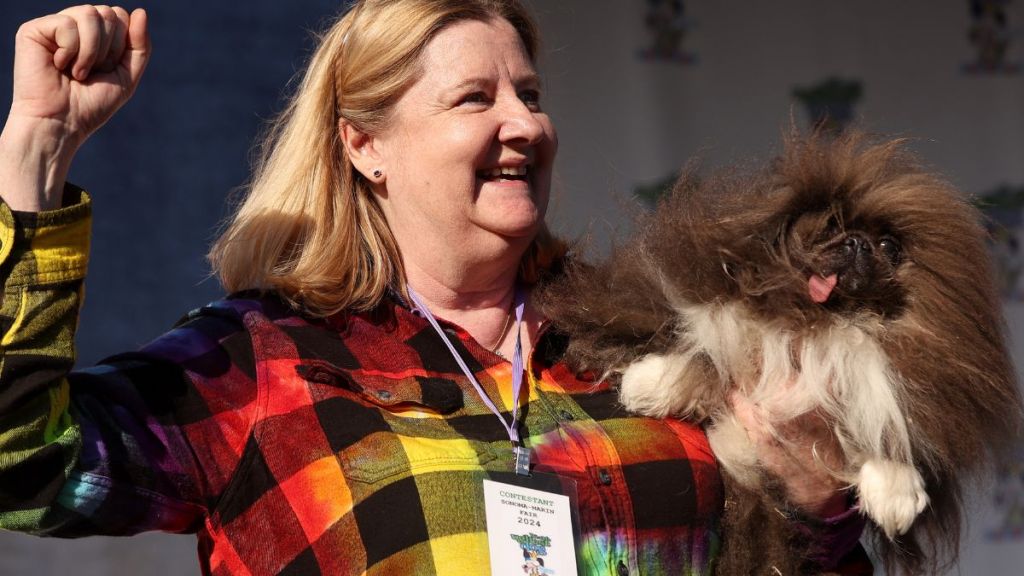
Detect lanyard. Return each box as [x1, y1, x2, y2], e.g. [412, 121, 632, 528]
[407, 286, 531, 475]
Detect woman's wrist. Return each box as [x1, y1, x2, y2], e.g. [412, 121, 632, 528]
[0, 113, 79, 212]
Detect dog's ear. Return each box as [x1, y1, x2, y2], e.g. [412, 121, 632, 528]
[533, 248, 677, 374]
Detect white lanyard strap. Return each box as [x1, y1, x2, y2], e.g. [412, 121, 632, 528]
[407, 287, 531, 475]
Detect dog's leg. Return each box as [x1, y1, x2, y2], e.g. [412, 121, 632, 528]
[856, 458, 928, 538]
[620, 351, 710, 418]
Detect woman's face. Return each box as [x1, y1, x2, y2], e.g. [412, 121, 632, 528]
[371, 17, 557, 262]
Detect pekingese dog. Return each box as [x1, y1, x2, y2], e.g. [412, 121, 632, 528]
[536, 131, 1023, 575]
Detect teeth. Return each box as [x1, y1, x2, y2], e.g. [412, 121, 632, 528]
[483, 166, 528, 178]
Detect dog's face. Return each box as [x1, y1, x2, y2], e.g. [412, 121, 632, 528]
[784, 207, 908, 317]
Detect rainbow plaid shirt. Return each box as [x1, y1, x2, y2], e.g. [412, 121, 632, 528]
[0, 190, 870, 575]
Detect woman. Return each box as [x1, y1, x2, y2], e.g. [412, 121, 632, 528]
[0, 1, 869, 574]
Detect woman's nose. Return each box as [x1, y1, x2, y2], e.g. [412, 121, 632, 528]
[498, 100, 545, 145]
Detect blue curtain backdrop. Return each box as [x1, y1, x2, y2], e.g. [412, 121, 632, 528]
[0, 2, 345, 574]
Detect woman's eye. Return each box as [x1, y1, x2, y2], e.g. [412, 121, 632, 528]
[460, 92, 490, 106]
[519, 89, 541, 110]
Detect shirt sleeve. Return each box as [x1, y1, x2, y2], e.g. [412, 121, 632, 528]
[798, 504, 873, 574]
[0, 187, 227, 537]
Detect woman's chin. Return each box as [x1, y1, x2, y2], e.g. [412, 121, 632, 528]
[476, 212, 544, 240]
[476, 197, 546, 235]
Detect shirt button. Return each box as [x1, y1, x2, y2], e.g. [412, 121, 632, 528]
[559, 410, 575, 421]
[616, 561, 629, 576]
[598, 468, 612, 486]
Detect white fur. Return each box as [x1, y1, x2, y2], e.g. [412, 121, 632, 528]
[706, 414, 761, 489]
[679, 301, 752, 387]
[620, 352, 699, 418]
[790, 324, 913, 465]
[618, 296, 926, 538]
[857, 458, 929, 538]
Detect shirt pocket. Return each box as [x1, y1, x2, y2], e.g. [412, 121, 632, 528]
[295, 361, 498, 484]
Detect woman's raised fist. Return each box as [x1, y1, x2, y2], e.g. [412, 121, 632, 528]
[10, 5, 150, 147]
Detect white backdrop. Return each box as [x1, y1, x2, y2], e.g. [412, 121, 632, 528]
[537, 1, 1024, 243]
[960, 301, 1024, 574]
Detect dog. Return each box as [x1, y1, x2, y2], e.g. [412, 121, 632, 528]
[536, 131, 1023, 574]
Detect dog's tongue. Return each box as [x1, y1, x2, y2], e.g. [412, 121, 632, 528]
[808, 273, 838, 303]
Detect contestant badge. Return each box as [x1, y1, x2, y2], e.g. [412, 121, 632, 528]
[483, 478, 579, 575]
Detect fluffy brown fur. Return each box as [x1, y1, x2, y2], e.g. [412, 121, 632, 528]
[536, 131, 1023, 575]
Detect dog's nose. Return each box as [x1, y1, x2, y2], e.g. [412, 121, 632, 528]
[843, 235, 871, 255]
[842, 236, 859, 257]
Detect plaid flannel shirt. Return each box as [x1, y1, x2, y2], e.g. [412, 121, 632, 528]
[0, 189, 871, 575]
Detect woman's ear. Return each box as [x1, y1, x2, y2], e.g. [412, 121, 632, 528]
[340, 120, 385, 184]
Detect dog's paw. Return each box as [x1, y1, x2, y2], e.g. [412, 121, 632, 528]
[620, 353, 692, 418]
[857, 459, 928, 538]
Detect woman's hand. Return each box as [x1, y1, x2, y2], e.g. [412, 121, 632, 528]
[11, 5, 149, 143]
[731, 391, 851, 518]
[0, 5, 150, 211]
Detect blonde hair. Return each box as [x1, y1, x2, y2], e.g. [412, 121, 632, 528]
[209, 0, 566, 316]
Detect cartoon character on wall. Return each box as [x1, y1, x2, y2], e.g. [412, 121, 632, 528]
[640, 0, 696, 64]
[792, 77, 863, 133]
[634, 171, 681, 207]
[975, 184, 1024, 300]
[987, 445, 1024, 540]
[966, 0, 1019, 73]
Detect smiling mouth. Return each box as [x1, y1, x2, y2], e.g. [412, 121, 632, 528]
[477, 166, 529, 182]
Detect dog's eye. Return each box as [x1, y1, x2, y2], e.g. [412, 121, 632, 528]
[879, 236, 902, 265]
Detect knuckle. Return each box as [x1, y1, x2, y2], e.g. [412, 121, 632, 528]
[59, 5, 98, 19]
[14, 21, 35, 40]
[52, 14, 78, 26]
[95, 5, 118, 23]
[17, 15, 74, 41]
[79, 6, 105, 26]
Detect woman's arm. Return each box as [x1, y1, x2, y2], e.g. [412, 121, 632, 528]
[731, 391, 849, 516]
[731, 391, 870, 573]
[0, 191, 253, 536]
[0, 6, 216, 536]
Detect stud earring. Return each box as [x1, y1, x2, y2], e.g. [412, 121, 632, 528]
[372, 169, 383, 179]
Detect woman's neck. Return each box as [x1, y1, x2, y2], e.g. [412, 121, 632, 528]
[403, 260, 537, 360]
